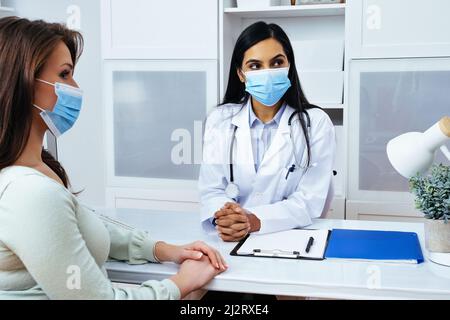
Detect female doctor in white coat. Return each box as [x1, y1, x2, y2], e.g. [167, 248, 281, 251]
[199, 21, 336, 242]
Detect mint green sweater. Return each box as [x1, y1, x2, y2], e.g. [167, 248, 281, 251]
[0, 166, 180, 300]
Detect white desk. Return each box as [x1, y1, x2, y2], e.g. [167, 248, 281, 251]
[102, 208, 450, 300]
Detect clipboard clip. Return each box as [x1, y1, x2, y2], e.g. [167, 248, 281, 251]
[253, 249, 300, 259]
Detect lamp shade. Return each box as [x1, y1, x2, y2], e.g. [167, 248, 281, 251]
[387, 117, 450, 178]
[387, 132, 434, 178]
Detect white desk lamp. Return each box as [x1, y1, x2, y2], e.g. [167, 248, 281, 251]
[387, 116, 450, 266]
[387, 117, 450, 178]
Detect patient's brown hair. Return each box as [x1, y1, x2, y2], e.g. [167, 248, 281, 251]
[0, 16, 83, 188]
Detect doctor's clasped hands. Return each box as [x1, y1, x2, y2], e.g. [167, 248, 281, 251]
[214, 202, 261, 242]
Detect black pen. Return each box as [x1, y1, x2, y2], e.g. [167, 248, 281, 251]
[305, 236, 314, 253]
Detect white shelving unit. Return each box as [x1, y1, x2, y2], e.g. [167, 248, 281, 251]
[101, 0, 217, 60]
[101, 0, 219, 212]
[0, 6, 14, 16]
[321, 103, 344, 110]
[224, 3, 345, 18]
[343, 0, 450, 223]
[220, 1, 346, 104]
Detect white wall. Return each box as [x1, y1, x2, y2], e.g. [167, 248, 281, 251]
[5, 0, 106, 207]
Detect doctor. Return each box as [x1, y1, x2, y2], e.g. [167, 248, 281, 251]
[199, 21, 336, 241]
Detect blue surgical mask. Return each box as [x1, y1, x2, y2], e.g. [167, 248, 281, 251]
[244, 67, 291, 107]
[33, 79, 83, 137]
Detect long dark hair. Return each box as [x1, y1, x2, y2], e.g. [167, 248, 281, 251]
[0, 17, 83, 188]
[222, 21, 319, 167]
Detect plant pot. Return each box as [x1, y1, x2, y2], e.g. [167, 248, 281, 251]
[237, 0, 281, 8]
[296, 0, 344, 4]
[424, 219, 450, 253]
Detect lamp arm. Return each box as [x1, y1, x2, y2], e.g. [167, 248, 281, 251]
[438, 117, 450, 161]
[441, 145, 450, 161]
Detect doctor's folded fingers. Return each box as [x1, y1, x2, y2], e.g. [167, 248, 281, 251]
[223, 203, 250, 216]
[216, 221, 250, 238]
[217, 223, 250, 238]
[217, 225, 250, 241]
[215, 214, 249, 227]
[223, 202, 243, 212]
[214, 208, 234, 219]
[218, 229, 249, 242]
[215, 210, 250, 239]
[217, 222, 250, 234]
[184, 241, 228, 270]
[214, 205, 246, 219]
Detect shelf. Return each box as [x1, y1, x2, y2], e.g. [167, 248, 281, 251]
[0, 7, 14, 13]
[224, 3, 345, 18]
[314, 103, 344, 110]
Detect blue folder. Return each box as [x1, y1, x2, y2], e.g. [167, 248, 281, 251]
[324, 229, 424, 264]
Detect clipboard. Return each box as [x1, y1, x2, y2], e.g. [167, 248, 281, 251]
[230, 229, 331, 261]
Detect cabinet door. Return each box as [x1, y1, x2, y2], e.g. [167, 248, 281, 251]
[104, 60, 218, 192]
[347, 58, 450, 218]
[333, 125, 345, 198]
[0, 7, 14, 18]
[101, 0, 218, 59]
[347, 0, 450, 59]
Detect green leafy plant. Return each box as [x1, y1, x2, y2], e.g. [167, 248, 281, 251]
[409, 164, 450, 222]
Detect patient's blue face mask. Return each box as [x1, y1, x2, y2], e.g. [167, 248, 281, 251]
[244, 67, 291, 107]
[33, 79, 83, 137]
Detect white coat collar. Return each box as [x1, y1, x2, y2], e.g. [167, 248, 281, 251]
[231, 99, 296, 133]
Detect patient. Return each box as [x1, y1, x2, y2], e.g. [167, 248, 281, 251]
[0, 17, 226, 300]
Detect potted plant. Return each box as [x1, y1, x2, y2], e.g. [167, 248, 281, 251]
[410, 164, 450, 254]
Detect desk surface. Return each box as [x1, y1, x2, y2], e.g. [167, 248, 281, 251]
[102, 208, 450, 300]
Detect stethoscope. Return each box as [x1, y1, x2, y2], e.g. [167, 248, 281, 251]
[225, 110, 312, 200]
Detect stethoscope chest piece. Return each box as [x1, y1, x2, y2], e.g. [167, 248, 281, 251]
[225, 182, 240, 200]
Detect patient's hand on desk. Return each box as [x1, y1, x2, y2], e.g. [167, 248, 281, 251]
[154, 240, 227, 270]
[170, 256, 225, 299]
[214, 202, 261, 242]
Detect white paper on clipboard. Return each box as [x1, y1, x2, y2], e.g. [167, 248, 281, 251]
[236, 229, 330, 259]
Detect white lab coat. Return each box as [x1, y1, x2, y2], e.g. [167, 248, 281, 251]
[199, 100, 336, 234]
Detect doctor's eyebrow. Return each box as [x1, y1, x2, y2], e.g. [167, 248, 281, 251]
[269, 53, 287, 61]
[244, 53, 287, 65]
